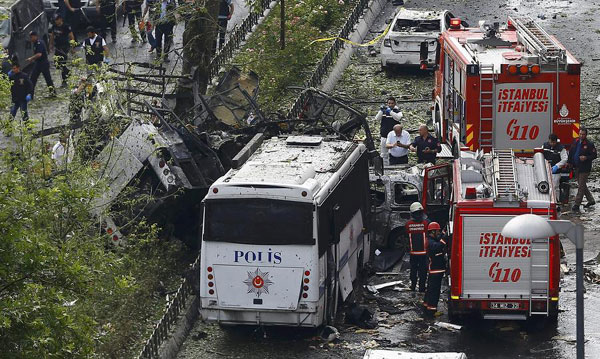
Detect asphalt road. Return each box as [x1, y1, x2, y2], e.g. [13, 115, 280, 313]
[176, 0, 600, 358]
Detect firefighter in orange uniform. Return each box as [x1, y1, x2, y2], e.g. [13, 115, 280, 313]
[405, 202, 429, 292]
[423, 221, 447, 317]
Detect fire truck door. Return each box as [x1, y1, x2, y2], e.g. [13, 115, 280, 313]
[422, 164, 452, 229]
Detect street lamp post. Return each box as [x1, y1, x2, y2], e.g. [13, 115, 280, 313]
[501, 214, 584, 359]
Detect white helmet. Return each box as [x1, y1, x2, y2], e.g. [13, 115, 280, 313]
[410, 202, 424, 213]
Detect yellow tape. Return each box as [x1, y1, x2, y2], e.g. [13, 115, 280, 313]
[309, 23, 392, 47]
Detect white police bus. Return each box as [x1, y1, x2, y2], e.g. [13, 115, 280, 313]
[200, 135, 372, 326]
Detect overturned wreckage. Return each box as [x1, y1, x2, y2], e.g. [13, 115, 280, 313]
[94, 66, 381, 245]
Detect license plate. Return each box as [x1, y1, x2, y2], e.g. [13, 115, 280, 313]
[490, 302, 520, 310]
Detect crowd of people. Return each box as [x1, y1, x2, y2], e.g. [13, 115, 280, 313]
[7, 0, 236, 122]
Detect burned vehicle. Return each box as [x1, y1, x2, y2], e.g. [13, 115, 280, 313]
[369, 165, 424, 250]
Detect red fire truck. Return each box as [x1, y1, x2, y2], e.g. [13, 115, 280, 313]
[431, 16, 581, 155]
[421, 149, 560, 321]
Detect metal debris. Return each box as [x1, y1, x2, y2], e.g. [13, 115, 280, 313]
[366, 280, 405, 294]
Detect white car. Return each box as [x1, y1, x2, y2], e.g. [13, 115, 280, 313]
[380, 9, 459, 70]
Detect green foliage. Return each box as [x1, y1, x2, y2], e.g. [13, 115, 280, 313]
[0, 60, 189, 358]
[234, 0, 355, 113]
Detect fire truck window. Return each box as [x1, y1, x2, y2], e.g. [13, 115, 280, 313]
[394, 183, 419, 205]
[370, 181, 386, 207]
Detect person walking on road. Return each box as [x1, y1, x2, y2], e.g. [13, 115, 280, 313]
[542, 133, 568, 201]
[215, 0, 234, 51]
[26, 31, 56, 98]
[405, 202, 429, 293]
[142, 0, 160, 52]
[423, 221, 447, 318]
[375, 96, 403, 165]
[83, 27, 109, 67]
[410, 124, 441, 164]
[8, 62, 33, 122]
[97, 0, 118, 43]
[386, 124, 411, 165]
[154, 0, 177, 62]
[569, 128, 597, 212]
[50, 13, 75, 88]
[123, 0, 147, 43]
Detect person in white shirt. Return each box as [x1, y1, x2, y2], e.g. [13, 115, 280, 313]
[52, 133, 73, 168]
[386, 124, 411, 165]
[375, 96, 403, 165]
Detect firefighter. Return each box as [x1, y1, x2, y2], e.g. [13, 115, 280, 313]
[405, 202, 429, 292]
[375, 97, 403, 165]
[542, 133, 568, 201]
[569, 128, 597, 212]
[423, 221, 447, 317]
[26, 31, 56, 98]
[49, 13, 75, 88]
[83, 27, 109, 67]
[410, 124, 442, 164]
[8, 62, 33, 122]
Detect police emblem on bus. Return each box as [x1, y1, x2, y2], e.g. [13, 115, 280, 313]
[243, 268, 273, 297]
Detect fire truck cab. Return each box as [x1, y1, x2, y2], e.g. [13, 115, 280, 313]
[438, 149, 560, 321]
[432, 16, 581, 155]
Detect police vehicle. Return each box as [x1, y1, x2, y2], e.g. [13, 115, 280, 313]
[200, 135, 372, 326]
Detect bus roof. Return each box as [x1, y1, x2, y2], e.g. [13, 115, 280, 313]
[208, 136, 363, 202]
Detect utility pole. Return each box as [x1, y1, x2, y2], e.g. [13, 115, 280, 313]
[280, 0, 285, 49]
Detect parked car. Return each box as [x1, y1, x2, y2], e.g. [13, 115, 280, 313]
[0, 0, 49, 71]
[380, 9, 459, 70]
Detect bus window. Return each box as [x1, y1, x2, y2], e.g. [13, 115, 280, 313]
[394, 183, 419, 205]
[204, 199, 314, 245]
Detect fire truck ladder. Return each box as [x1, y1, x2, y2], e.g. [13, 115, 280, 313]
[479, 64, 495, 152]
[491, 149, 519, 201]
[529, 237, 550, 316]
[509, 16, 566, 63]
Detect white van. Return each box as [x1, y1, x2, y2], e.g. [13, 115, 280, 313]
[380, 9, 456, 70]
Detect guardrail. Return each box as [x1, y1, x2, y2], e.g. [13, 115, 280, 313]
[208, 0, 276, 80]
[287, 0, 370, 119]
[137, 255, 200, 359]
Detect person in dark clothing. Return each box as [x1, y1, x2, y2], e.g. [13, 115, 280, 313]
[26, 31, 56, 98]
[405, 202, 429, 292]
[50, 14, 75, 87]
[8, 63, 33, 121]
[542, 133, 568, 201]
[123, 0, 146, 43]
[83, 27, 109, 66]
[97, 0, 117, 42]
[142, 0, 160, 51]
[63, 0, 82, 29]
[423, 221, 447, 317]
[214, 0, 234, 51]
[153, 0, 177, 62]
[568, 128, 597, 212]
[375, 96, 403, 165]
[410, 124, 442, 164]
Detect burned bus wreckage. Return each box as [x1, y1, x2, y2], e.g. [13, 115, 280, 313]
[88, 65, 381, 245]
